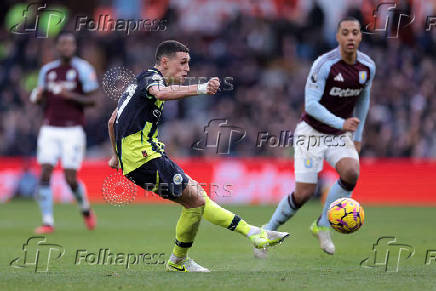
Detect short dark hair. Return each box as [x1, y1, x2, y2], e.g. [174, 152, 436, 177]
[155, 40, 189, 63]
[56, 31, 76, 43]
[337, 16, 360, 31]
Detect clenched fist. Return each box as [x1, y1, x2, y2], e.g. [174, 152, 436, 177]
[207, 77, 220, 95]
[342, 117, 360, 132]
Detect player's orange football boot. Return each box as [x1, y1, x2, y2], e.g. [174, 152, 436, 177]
[34, 225, 55, 234]
[83, 209, 96, 230]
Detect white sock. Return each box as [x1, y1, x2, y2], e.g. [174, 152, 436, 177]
[42, 214, 54, 226]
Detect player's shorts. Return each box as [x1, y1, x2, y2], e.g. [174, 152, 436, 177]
[293, 121, 359, 184]
[125, 154, 189, 200]
[37, 125, 86, 169]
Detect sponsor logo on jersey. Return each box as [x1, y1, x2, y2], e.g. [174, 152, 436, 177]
[329, 87, 363, 97]
[48, 71, 57, 80]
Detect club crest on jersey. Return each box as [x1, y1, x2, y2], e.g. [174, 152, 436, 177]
[304, 158, 313, 168]
[66, 70, 77, 81]
[359, 71, 367, 84]
[173, 174, 183, 185]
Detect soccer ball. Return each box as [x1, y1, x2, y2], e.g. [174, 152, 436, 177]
[328, 198, 364, 234]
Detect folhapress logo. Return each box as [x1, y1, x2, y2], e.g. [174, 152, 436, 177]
[9, 2, 66, 38]
[360, 236, 415, 272]
[192, 119, 246, 154]
[10, 236, 65, 272]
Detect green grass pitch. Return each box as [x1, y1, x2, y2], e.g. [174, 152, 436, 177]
[1, 200, 435, 291]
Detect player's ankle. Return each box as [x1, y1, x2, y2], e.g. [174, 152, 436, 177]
[247, 225, 261, 237]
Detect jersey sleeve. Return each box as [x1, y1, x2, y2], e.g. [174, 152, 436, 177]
[353, 62, 376, 142]
[37, 65, 48, 89]
[76, 61, 99, 93]
[305, 59, 345, 129]
[137, 71, 165, 98]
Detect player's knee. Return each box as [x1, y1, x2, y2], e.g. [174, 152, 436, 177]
[182, 191, 205, 208]
[40, 167, 53, 184]
[179, 182, 206, 208]
[65, 176, 78, 189]
[185, 195, 205, 208]
[342, 167, 359, 186]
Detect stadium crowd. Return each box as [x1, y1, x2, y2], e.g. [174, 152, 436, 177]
[0, 0, 435, 158]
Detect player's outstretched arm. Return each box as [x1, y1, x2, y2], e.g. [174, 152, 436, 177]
[149, 77, 220, 100]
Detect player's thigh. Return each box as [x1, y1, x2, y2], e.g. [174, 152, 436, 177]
[126, 155, 189, 201]
[60, 127, 85, 169]
[325, 133, 359, 182]
[37, 126, 60, 166]
[173, 176, 206, 208]
[293, 122, 325, 185]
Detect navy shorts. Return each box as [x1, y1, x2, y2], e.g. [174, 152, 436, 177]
[125, 155, 189, 200]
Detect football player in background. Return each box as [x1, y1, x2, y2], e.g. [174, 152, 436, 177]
[108, 40, 290, 272]
[255, 17, 376, 257]
[30, 32, 98, 234]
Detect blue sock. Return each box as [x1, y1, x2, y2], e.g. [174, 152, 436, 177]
[36, 185, 54, 226]
[318, 180, 352, 227]
[264, 192, 299, 231]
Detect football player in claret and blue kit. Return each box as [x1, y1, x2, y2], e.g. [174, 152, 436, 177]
[255, 17, 375, 258]
[31, 32, 99, 234]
